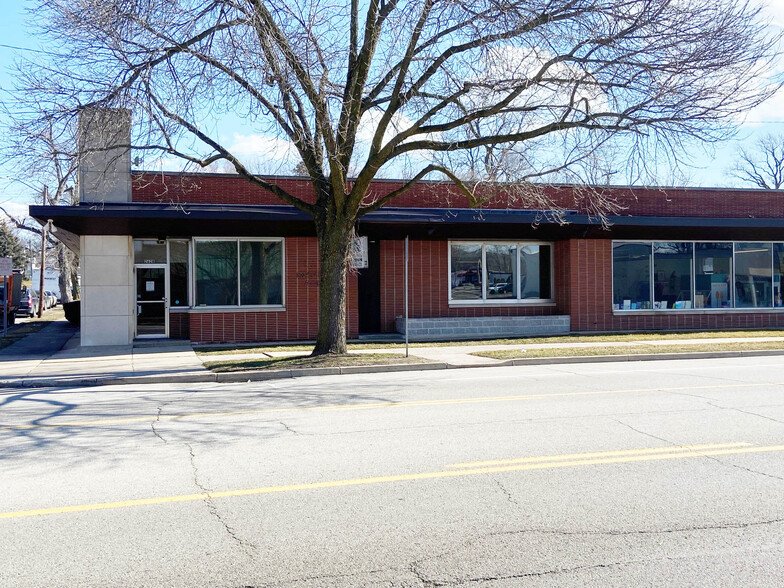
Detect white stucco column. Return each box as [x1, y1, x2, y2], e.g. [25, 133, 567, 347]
[80, 235, 134, 346]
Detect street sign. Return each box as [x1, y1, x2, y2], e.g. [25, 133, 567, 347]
[0, 257, 12, 276]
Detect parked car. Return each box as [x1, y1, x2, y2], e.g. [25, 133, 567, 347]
[29, 290, 53, 313]
[44, 290, 58, 308]
[16, 287, 35, 318]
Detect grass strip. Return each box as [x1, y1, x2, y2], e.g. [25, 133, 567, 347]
[473, 341, 784, 360]
[195, 329, 784, 356]
[203, 353, 431, 373]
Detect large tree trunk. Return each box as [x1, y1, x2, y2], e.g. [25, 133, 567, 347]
[312, 218, 354, 356]
[56, 243, 74, 304]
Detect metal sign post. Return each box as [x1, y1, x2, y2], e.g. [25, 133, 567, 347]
[2, 275, 6, 337]
[0, 257, 11, 338]
[404, 236, 409, 357]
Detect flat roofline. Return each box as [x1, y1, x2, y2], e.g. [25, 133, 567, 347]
[130, 169, 778, 195]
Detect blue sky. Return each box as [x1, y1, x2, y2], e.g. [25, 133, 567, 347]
[1, 1, 784, 220]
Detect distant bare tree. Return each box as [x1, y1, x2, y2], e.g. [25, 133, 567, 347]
[728, 134, 784, 189]
[0, 116, 80, 302]
[10, 0, 781, 353]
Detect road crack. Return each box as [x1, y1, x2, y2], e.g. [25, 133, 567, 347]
[278, 420, 300, 435]
[490, 476, 518, 507]
[611, 417, 676, 446]
[185, 442, 257, 554]
[151, 404, 170, 444]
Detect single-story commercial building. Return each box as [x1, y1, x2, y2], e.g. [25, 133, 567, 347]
[30, 166, 784, 346]
[27, 110, 784, 346]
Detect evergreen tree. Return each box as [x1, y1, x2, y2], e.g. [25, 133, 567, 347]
[0, 222, 26, 270]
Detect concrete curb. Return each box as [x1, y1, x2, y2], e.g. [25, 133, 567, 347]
[2, 349, 783, 390]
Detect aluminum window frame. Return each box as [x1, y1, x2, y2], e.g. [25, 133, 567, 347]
[448, 240, 555, 306]
[192, 237, 286, 309]
[613, 239, 784, 312]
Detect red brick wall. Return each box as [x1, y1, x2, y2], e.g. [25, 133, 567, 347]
[133, 171, 784, 218]
[378, 239, 560, 332]
[169, 311, 190, 340]
[569, 239, 784, 332]
[185, 237, 358, 344]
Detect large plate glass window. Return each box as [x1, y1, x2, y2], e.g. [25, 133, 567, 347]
[521, 245, 551, 299]
[195, 239, 284, 307]
[449, 242, 553, 303]
[195, 241, 238, 306]
[653, 242, 693, 310]
[169, 240, 190, 307]
[450, 243, 483, 300]
[613, 242, 651, 310]
[734, 242, 772, 308]
[485, 244, 516, 300]
[240, 241, 283, 305]
[694, 243, 732, 308]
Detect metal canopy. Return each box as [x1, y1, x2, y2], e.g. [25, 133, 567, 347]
[29, 202, 784, 255]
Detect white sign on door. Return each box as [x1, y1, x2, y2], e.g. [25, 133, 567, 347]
[350, 236, 369, 269]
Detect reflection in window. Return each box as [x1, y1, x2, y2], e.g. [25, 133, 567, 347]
[240, 241, 283, 305]
[775, 244, 784, 307]
[521, 245, 551, 299]
[133, 240, 166, 264]
[735, 242, 772, 308]
[613, 242, 651, 310]
[195, 241, 238, 306]
[451, 244, 482, 300]
[695, 243, 732, 308]
[169, 241, 190, 307]
[486, 245, 516, 300]
[653, 242, 692, 309]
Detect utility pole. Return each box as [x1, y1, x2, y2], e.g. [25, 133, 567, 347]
[37, 186, 48, 318]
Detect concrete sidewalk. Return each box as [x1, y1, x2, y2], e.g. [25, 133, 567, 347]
[0, 332, 208, 388]
[3, 332, 784, 389]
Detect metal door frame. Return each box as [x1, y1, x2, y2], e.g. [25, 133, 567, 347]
[134, 263, 169, 338]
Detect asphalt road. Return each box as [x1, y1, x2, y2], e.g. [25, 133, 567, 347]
[2, 356, 784, 587]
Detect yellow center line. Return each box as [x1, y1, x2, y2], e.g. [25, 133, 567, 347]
[0, 381, 772, 431]
[446, 442, 752, 468]
[2, 443, 782, 520]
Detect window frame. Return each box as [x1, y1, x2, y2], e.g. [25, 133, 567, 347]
[448, 240, 555, 305]
[613, 239, 783, 313]
[193, 237, 285, 309]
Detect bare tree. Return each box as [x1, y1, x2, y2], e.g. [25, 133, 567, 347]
[11, 0, 781, 353]
[0, 115, 80, 303]
[728, 133, 784, 189]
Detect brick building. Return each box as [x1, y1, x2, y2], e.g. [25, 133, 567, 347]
[31, 169, 784, 346]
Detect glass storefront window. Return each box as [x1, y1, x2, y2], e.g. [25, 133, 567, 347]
[169, 240, 190, 307]
[451, 243, 483, 300]
[486, 244, 517, 300]
[613, 242, 651, 310]
[449, 242, 553, 303]
[521, 245, 551, 299]
[694, 243, 732, 308]
[653, 242, 693, 310]
[195, 241, 238, 306]
[194, 239, 284, 307]
[240, 241, 283, 305]
[735, 242, 772, 308]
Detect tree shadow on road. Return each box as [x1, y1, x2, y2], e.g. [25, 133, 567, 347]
[0, 376, 413, 469]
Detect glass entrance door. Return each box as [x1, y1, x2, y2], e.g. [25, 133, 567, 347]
[135, 266, 168, 337]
